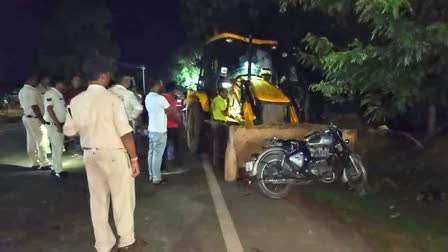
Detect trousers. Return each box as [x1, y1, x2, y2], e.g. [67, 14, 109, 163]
[45, 124, 64, 173]
[83, 149, 136, 252]
[22, 117, 50, 167]
[41, 124, 51, 154]
[161, 128, 178, 171]
[147, 131, 167, 182]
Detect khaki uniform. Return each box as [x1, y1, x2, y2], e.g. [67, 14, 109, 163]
[37, 84, 52, 154]
[63, 85, 135, 252]
[18, 84, 50, 167]
[109, 84, 143, 127]
[44, 87, 66, 173]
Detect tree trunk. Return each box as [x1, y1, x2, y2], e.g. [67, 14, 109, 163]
[427, 103, 437, 137]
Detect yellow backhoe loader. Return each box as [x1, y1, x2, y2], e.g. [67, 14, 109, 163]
[185, 33, 357, 181]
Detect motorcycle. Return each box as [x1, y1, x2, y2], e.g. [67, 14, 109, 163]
[245, 125, 367, 199]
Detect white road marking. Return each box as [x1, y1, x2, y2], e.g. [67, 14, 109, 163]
[201, 156, 244, 252]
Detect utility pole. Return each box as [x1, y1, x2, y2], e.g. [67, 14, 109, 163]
[139, 65, 146, 95]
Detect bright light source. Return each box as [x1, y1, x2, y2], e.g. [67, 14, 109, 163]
[222, 82, 232, 88]
[282, 52, 288, 58]
[225, 38, 233, 43]
[243, 61, 259, 74]
[220, 67, 228, 76]
[272, 45, 278, 50]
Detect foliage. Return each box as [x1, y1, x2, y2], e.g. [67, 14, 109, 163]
[171, 50, 201, 90]
[180, 0, 281, 43]
[38, 0, 119, 77]
[282, 0, 448, 124]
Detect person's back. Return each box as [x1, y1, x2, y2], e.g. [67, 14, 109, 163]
[145, 92, 169, 133]
[69, 85, 127, 149]
[19, 84, 43, 117]
[144, 80, 175, 185]
[63, 57, 146, 252]
[109, 83, 143, 123]
[162, 92, 178, 129]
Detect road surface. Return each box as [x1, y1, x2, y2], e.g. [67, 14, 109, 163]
[0, 123, 376, 252]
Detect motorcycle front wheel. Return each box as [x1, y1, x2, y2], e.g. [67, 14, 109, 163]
[256, 149, 293, 199]
[345, 154, 368, 196]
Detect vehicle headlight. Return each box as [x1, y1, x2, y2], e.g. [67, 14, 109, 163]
[221, 82, 232, 88]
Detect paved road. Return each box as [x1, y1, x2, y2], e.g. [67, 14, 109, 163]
[0, 124, 374, 252]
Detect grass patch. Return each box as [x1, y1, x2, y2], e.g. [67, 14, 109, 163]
[301, 180, 448, 251]
[305, 115, 448, 251]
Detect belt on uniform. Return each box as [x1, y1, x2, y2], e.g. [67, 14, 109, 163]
[44, 121, 65, 126]
[83, 147, 124, 151]
[24, 115, 38, 118]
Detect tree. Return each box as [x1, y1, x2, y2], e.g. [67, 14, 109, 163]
[38, 0, 119, 77]
[171, 48, 201, 90]
[282, 0, 448, 134]
[180, 0, 284, 44]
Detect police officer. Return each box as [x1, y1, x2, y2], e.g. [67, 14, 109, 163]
[18, 75, 51, 170]
[109, 74, 143, 128]
[37, 75, 52, 155]
[64, 57, 146, 252]
[44, 77, 67, 179]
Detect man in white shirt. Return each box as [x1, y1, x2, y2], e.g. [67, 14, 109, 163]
[145, 80, 175, 185]
[64, 57, 146, 252]
[109, 74, 143, 127]
[18, 75, 51, 170]
[44, 78, 67, 179]
[37, 75, 52, 154]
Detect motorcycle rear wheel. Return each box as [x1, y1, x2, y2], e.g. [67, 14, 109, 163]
[256, 150, 293, 199]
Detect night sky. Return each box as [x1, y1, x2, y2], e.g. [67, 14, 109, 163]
[0, 0, 186, 82]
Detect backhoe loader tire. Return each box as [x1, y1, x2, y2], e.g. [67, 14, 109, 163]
[187, 102, 201, 153]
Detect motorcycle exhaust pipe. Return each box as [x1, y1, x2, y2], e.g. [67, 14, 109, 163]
[262, 178, 312, 185]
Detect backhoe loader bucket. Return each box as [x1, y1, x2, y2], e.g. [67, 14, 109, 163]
[224, 124, 358, 182]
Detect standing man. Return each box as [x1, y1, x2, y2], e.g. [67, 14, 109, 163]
[64, 57, 146, 252]
[44, 77, 68, 179]
[18, 75, 51, 170]
[109, 74, 143, 128]
[37, 75, 51, 96]
[65, 74, 86, 154]
[37, 75, 52, 154]
[145, 80, 176, 185]
[65, 74, 86, 103]
[162, 81, 179, 166]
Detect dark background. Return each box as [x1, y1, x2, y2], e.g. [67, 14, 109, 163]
[0, 0, 186, 82]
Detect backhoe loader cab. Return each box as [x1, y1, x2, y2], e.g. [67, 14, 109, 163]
[186, 33, 299, 153]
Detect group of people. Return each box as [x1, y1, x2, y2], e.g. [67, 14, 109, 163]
[18, 74, 85, 178]
[18, 57, 181, 251]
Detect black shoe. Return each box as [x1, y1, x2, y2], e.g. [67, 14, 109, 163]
[38, 165, 51, 171]
[152, 178, 168, 185]
[54, 171, 68, 179]
[50, 170, 56, 176]
[31, 165, 40, 171]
